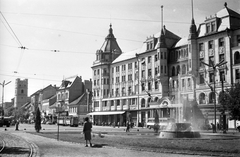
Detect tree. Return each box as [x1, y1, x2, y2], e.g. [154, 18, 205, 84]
[35, 107, 41, 132]
[154, 109, 159, 133]
[219, 83, 240, 121]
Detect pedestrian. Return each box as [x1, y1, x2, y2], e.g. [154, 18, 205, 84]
[15, 119, 19, 131]
[211, 123, 216, 133]
[126, 121, 130, 132]
[217, 122, 220, 130]
[117, 122, 120, 128]
[83, 117, 92, 147]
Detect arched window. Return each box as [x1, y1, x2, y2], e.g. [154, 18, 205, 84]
[177, 65, 180, 75]
[234, 51, 240, 64]
[147, 97, 151, 107]
[182, 64, 186, 75]
[199, 93, 205, 104]
[172, 66, 175, 76]
[141, 99, 145, 107]
[209, 92, 215, 103]
[187, 78, 191, 88]
[176, 80, 179, 88]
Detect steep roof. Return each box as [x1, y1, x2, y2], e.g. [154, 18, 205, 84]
[112, 48, 141, 64]
[198, 3, 240, 37]
[59, 75, 80, 89]
[99, 24, 122, 53]
[174, 37, 188, 48]
[112, 26, 180, 64]
[69, 93, 85, 106]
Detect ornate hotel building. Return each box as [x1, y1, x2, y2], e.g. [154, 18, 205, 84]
[91, 3, 240, 128]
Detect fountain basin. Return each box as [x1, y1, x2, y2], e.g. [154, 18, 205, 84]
[159, 131, 201, 138]
[159, 122, 201, 138]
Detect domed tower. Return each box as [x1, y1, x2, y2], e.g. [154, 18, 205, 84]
[92, 24, 122, 111]
[14, 78, 28, 109]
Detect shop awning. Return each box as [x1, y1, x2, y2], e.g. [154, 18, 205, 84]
[87, 111, 125, 115]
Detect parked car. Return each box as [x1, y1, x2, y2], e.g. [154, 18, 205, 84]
[0, 116, 12, 127]
[146, 117, 175, 130]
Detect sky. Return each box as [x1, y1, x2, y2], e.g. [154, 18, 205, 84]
[0, 0, 239, 102]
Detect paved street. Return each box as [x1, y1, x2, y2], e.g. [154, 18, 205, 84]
[0, 124, 224, 157]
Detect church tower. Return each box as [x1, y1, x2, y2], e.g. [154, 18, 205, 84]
[14, 78, 28, 109]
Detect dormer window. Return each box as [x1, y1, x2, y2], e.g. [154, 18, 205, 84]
[206, 23, 210, 33]
[146, 40, 154, 51]
[205, 17, 218, 34]
[211, 22, 216, 32]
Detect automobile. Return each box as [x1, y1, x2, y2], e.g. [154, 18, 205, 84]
[146, 117, 175, 130]
[0, 116, 11, 127]
[46, 121, 54, 125]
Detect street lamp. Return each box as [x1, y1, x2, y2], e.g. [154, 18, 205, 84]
[201, 60, 227, 133]
[226, 28, 233, 86]
[0, 80, 11, 117]
[135, 53, 140, 127]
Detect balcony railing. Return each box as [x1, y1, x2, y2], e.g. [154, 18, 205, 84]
[218, 46, 225, 54]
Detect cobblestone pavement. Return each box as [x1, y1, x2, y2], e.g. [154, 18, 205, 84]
[0, 129, 212, 157]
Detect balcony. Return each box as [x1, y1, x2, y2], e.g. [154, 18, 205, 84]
[208, 49, 214, 56]
[199, 51, 205, 58]
[218, 46, 225, 54]
[141, 77, 146, 82]
[102, 72, 109, 77]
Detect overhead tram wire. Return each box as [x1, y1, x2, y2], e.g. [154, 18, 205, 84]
[0, 19, 20, 46]
[6, 22, 143, 43]
[2, 12, 194, 25]
[0, 11, 23, 47]
[0, 11, 28, 72]
[0, 72, 61, 82]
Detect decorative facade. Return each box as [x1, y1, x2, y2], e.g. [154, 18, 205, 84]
[91, 3, 240, 128]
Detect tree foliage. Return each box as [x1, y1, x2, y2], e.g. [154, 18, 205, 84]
[218, 83, 240, 120]
[35, 107, 41, 132]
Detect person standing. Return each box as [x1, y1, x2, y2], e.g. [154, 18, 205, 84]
[83, 117, 92, 147]
[15, 119, 19, 131]
[126, 121, 130, 132]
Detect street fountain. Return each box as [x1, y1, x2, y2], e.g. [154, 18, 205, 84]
[159, 100, 203, 138]
[159, 122, 201, 138]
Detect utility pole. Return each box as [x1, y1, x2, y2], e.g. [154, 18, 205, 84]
[0, 80, 11, 117]
[135, 53, 140, 127]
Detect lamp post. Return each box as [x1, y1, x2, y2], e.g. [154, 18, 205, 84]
[0, 80, 11, 117]
[226, 28, 233, 86]
[220, 74, 227, 134]
[201, 60, 227, 133]
[135, 53, 140, 127]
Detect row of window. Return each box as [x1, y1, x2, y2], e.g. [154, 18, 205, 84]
[171, 78, 192, 89]
[57, 92, 69, 101]
[170, 48, 188, 62]
[93, 80, 159, 97]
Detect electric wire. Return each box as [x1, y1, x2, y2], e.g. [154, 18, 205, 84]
[0, 11, 23, 47]
[2, 12, 193, 25]
[0, 19, 20, 46]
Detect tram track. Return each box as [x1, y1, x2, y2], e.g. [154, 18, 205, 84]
[0, 136, 6, 153]
[0, 132, 39, 157]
